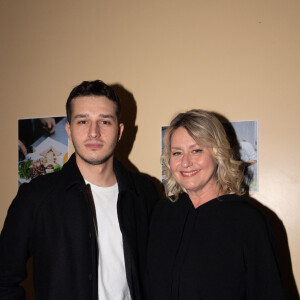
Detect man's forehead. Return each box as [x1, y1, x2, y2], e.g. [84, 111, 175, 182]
[70, 98, 118, 124]
[71, 95, 117, 112]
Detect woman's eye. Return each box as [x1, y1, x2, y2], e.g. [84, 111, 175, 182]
[172, 152, 181, 156]
[193, 149, 203, 153]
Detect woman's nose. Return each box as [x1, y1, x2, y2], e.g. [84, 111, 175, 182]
[181, 153, 192, 168]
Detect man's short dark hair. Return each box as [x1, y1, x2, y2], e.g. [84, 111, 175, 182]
[66, 80, 121, 123]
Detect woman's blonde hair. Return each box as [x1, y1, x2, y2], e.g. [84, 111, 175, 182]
[162, 109, 245, 201]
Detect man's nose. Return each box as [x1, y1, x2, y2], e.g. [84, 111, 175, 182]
[88, 122, 100, 138]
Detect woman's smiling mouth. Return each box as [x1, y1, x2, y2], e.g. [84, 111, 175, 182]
[180, 170, 200, 177]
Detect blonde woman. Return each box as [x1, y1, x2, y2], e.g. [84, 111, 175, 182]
[147, 109, 284, 299]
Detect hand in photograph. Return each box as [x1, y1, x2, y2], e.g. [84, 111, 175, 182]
[18, 140, 27, 157]
[40, 117, 56, 134]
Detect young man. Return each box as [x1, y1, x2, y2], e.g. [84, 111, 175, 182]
[0, 80, 159, 300]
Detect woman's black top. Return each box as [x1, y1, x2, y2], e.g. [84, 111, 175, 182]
[146, 193, 285, 300]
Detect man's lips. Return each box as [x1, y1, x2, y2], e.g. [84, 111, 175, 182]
[85, 143, 104, 149]
[180, 170, 200, 177]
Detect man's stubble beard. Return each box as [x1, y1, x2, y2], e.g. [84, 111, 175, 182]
[76, 148, 114, 165]
[73, 138, 118, 166]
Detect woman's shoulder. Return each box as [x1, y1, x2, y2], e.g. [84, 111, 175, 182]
[152, 194, 188, 218]
[217, 194, 273, 236]
[154, 196, 182, 211]
[217, 194, 267, 222]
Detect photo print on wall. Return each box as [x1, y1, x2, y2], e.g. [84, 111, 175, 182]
[161, 120, 258, 192]
[18, 116, 69, 185]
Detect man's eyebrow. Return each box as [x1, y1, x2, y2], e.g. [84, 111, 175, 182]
[73, 114, 114, 119]
[98, 114, 114, 119]
[73, 114, 88, 119]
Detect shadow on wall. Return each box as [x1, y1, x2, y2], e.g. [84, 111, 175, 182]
[215, 112, 299, 300]
[111, 84, 139, 173]
[20, 257, 35, 300]
[246, 196, 300, 300]
[112, 84, 164, 198]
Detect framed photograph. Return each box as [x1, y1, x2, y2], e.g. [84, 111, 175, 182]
[228, 120, 258, 192]
[18, 116, 69, 184]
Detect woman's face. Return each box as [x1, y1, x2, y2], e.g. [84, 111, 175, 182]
[169, 127, 218, 198]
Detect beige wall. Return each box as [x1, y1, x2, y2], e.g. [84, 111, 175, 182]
[1, 0, 299, 295]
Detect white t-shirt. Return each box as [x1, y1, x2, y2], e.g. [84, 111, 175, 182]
[85, 180, 131, 300]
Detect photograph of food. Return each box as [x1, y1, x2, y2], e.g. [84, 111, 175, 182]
[18, 116, 69, 184]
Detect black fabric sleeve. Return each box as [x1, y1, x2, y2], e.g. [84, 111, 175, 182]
[243, 211, 285, 299]
[0, 183, 36, 300]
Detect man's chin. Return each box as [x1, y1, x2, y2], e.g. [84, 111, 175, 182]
[77, 152, 113, 166]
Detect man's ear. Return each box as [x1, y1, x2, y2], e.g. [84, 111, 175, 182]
[65, 122, 72, 141]
[118, 123, 124, 141]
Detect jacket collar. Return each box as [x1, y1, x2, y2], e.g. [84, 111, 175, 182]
[113, 158, 137, 195]
[62, 153, 85, 190]
[62, 153, 137, 195]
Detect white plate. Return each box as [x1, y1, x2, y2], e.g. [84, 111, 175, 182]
[18, 137, 68, 184]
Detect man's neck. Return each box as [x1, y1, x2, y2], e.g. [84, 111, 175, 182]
[75, 154, 117, 187]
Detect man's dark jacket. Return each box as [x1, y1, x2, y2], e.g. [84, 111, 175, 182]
[0, 154, 159, 299]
